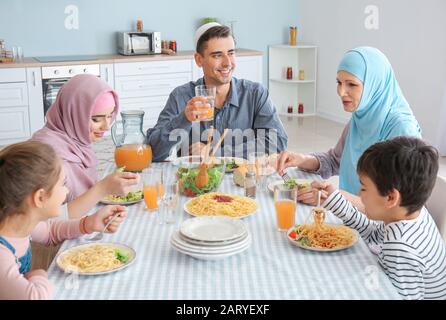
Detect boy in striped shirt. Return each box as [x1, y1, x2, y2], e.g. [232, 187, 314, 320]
[314, 136, 446, 300]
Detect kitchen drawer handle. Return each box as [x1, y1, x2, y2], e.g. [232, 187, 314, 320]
[138, 65, 169, 71]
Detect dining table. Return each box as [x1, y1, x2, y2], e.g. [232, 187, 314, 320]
[47, 161, 401, 300]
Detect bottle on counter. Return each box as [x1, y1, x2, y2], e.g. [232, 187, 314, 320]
[298, 69, 305, 80]
[298, 103, 304, 114]
[136, 19, 143, 32]
[244, 170, 257, 198]
[287, 105, 293, 114]
[169, 40, 177, 53]
[161, 40, 167, 50]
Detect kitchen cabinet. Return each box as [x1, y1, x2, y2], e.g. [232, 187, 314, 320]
[268, 44, 317, 116]
[114, 59, 192, 129]
[100, 64, 115, 89]
[0, 67, 43, 146]
[192, 55, 263, 84]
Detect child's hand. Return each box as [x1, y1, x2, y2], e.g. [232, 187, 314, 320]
[24, 269, 48, 280]
[85, 205, 128, 234]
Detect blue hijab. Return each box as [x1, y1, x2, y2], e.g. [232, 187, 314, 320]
[338, 47, 421, 194]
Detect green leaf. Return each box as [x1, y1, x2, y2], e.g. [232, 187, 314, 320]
[115, 249, 130, 263]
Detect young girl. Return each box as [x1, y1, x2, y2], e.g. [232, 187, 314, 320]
[32, 74, 139, 216]
[0, 141, 128, 300]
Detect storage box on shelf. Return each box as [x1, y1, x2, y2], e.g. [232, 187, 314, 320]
[268, 44, 317, 117]
[114, 59, 192, 129]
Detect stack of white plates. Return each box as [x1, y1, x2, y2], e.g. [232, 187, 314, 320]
[170, 216, 251, 260]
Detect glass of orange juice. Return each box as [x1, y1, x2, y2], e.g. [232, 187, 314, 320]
[194, 85, 216, 122]
[142, 168, 163, 211]
[274, 185, 297, 231]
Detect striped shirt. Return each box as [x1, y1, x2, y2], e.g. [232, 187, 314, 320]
[323, 190, 446, 300]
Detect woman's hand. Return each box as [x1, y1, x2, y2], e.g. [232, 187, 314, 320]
[85, 205, 128, 234]
[296, 180, 335, 205]
[184, 96, 211, 122]
[276, 151, 305, 175]
[100, 172, 140, 196]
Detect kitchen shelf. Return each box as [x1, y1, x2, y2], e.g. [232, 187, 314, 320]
[268, 44, 317, 117]
[270, 78, 315, 84]
[279, 112, 316, 117]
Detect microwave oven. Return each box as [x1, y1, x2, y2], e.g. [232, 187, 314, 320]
[117, 31, 161, 55]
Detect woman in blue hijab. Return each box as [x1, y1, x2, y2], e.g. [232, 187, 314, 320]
[277, 47, 421, 208]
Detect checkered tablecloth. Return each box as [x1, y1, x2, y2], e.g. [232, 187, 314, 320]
[47, 163, 401, 300]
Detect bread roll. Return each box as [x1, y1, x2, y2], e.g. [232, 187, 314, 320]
[233, 165, 249, 187]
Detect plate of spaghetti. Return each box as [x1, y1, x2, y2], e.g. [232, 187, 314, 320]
[56, 242, 136, 275]
[286, 208, 359, 252]
[184, 192, 258, 218]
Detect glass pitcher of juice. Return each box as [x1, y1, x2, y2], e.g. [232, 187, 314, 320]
[111, 110, 152, 172]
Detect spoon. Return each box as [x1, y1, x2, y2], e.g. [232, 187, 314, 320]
[87, 212, 121, 241]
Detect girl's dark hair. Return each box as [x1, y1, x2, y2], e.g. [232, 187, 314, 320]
[357, 136, 439, 214]
[0, 141, 61, 224]
[196, 25, 233, 55]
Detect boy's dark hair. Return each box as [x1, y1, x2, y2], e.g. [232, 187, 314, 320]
[196, 25, 233, 55]
[357, 136, 439, 214]
[0, 141, 61, 225]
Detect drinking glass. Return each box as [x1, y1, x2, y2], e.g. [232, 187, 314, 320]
[194, 85, 216, 122]
[274, 185, 297, 231]
[248, 151, 268, 191]
[158, 179, 180, 225]
[142, 168, 163, 211]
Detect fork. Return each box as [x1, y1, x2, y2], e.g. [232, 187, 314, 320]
[281, 171, 293, 183]
[87, 212, 121, 241]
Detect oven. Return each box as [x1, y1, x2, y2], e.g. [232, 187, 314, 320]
[41, 64, 100, 115]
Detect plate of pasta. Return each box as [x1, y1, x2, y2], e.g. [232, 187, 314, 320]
[286, 223, 359, 252]
[56, 242, 136, 275]
[286, 207, 359, 252]
[184, 192, 258, 218]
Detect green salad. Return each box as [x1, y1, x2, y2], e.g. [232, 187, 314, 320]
[177, 165, 224, 197]
[284, 179, 310, 190]
[103, 190, 143, 203]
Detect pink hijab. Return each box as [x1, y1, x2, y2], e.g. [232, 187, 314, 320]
[32, 74, 118, 202]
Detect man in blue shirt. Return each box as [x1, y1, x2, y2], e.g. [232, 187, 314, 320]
[146, 23, 288, 161]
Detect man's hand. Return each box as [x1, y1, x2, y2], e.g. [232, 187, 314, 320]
[184, 96, 211, 122]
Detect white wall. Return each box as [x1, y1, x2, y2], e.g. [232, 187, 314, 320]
[297, 0, 446, 153]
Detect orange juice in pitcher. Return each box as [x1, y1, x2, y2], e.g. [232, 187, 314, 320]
[115, 144, 152, 172]
[111, 110, 152, 172]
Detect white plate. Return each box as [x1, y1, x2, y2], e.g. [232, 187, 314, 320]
[183, 195, 257, 219]
[286, 225, 359, 252]
[170, 237, 251, 261]
[100, 191, 144, 206]
[267, 179, 311, 194]
[178, 231, 249, 246]
[56, 242, 136, 275]
[180, 216, 247, 242]
[172, 231, 251, 254]
[100, 198, 143, 206]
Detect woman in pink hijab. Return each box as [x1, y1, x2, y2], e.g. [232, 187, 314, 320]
[32, 74, 139, 216]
